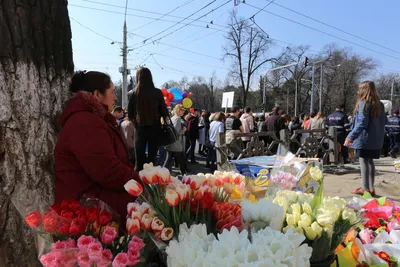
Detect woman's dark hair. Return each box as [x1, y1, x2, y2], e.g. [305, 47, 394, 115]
[292, 116, 299, 124]
[135, 67, 157, 123]
[70, 71, 111, 94]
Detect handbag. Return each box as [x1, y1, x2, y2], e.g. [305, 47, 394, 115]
[159, 117, 179, 147]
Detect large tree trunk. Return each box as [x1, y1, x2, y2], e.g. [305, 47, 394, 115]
[0, 1, 73, 266]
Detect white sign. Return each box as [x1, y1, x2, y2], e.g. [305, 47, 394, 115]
[381, 100, 392, 113]
[222, 92, 235, 108]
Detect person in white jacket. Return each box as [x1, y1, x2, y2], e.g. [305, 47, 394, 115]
[240, 107, 255, 147]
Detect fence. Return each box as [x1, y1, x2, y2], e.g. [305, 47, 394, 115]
[215, 127, 339, 169]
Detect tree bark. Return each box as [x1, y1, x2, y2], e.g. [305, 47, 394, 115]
[0, 1, 73, 266]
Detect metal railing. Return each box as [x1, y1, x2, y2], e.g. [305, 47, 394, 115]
[216, 127, 339, 169]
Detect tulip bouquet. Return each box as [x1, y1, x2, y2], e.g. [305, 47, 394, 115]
[272, 167, 360, 264]
[123, 164, 247, 240]
[37, 229, 144, 267]
[166, 223, 313, 266]
[212, 202, 243, 231]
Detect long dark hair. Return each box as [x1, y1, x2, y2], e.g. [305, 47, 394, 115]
[135, 67, 157, 123]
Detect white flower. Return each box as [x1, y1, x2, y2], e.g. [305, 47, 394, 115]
[299, 213, 312, 227]
[291, 203, 302, 214]
[302, 202, 313, 215]
[241, 200, 260, 222]
[310, 166, 323, 181]
[311, 221, 323, 238]
[316, 209, 338, 227]
[342, 208, 357, 224]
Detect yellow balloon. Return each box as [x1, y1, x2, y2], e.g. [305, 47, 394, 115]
[182, 98, 193, 108]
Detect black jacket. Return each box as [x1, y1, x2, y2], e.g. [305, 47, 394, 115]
[128, 88, 168, 126]
[263, 113, 285, 137]
[325, 110, 350, 134]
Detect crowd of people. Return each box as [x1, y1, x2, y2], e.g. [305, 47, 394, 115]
[53, 67, 391, 227]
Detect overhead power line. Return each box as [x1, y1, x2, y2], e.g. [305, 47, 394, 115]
[70, 17, 115, 42]
[140, 0, 217, 44]
[244, 2, 400, 62]
[267, 0, 400, 56]
[69, 4, 220, 31]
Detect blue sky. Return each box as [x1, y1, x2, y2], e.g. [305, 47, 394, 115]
[69, 0, 400, 88]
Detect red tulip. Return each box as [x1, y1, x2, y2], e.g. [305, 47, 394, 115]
[69, 218, 86, 236]
[151, 218, 164, 232]
[124, 179, 143, 197]
[51, 203, 62, 214]
[86, 206, 99, 223]
[43, 217, 58, 233]
[68, 200, 81, 211]
[60, 200, 70, 209]
[25, 211, 42, 228]
[99, 210, 112, 226]
[60, 209, 75, 219]
[57, 219, 70, 235]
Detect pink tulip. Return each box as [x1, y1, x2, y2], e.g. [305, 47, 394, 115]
[101, 226, 118, 245]
[51, 239, 77, 251]
[77, 252, 93, 267]
[102, 249, 113, 260]
[359, 228, 374, 244]
[127, 250, 141, 266]
[124, 180, 143, 197]
[39, 252, 58, 267]
[126, 218, 140, 235]
[371, 206, 393, 221]
[112, 253, 128, 267]
[87, 242, 103, 262]
[387, 220, 400, 232]
[77, 236, 95, 250]
[129, 236, 145, 253]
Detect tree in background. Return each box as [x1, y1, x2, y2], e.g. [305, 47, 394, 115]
[223, 11, 275, 108]
[0, 1, 73, 265]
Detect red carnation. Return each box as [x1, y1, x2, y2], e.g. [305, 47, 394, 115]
[25, 211, 42, 228]
[99, 210, 112, 226]
[86, 206, 99, 223]
[69, 218, 86, 236]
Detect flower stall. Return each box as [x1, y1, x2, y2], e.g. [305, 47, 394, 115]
[21, 160, 399, 266]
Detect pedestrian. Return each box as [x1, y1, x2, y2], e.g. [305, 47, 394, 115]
[112, 106, 126, 127]
[225, 106, 243, 158]
[257, 115, 265, 132]
[197, 112, 206, 156]
[263, 107, 285, 152]
[55, 71, 139, 228]
[165, 104, 187, 175]
[203, 111, 211, 155]
[386, 109, 400, 158]
[186, 108, 200, 164]
[310, 112, 325, 133]
[208, 112, 226, 171]
[345, 81, 386, 196]
[120, 116, 135, 166]
[240, 106, 255, 148]
[128, 67, 169, 172]
[326, 104, 351, 163]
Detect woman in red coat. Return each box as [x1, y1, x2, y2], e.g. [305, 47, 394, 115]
[55, 71, 139, 226]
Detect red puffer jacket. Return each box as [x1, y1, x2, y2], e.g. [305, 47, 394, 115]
[55, 92, 139, 226]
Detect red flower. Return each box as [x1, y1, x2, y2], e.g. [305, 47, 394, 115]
[25, 211, 42, 228]
[75, 207, 86, 217]
[364, 211, 382, 229]
[86, 206, 99, 223]
[213, 202, 242, 231]
[51, 203, 62, 214]
[60, 200, 70, 210]
[60, 209, 75, 219]
[57, 219, 70, 235]
[200, 192, 214, 211]
[43, 209, 58, 221]
[99, 210, 112, 226]
[43, 217, 58, 233]
[363, 198, 379, 211]
[69, 200, 81, 211]
[69, 218, 86, 236]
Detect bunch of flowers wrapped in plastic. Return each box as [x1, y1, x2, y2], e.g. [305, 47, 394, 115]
[166, 223, 313, 267]
[272, 167, 359, 264]
[23, 198, 145, 267]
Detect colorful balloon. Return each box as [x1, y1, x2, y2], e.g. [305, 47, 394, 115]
[188, 92, 193, 97]
[182, 91, 188, 98]
[161, 88, 168, 97]
[169, 88, 183, 103]
[182, 98, 193, 108]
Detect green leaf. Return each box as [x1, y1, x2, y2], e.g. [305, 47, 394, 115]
[378, 197, 387, 206]
[362, 191, 373, 199]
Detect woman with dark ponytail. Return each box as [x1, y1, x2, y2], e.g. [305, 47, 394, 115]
[128, 67, 169, 171]
[55, 71, 140, 227]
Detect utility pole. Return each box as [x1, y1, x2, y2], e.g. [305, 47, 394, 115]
[319, 63, 324, 113]
[391, 79, 395, 114]
[295, 79, 298, 117]
[120, 0, 129, 109]
[210, 77, 214, 111]
[310, 63, 316, 114]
